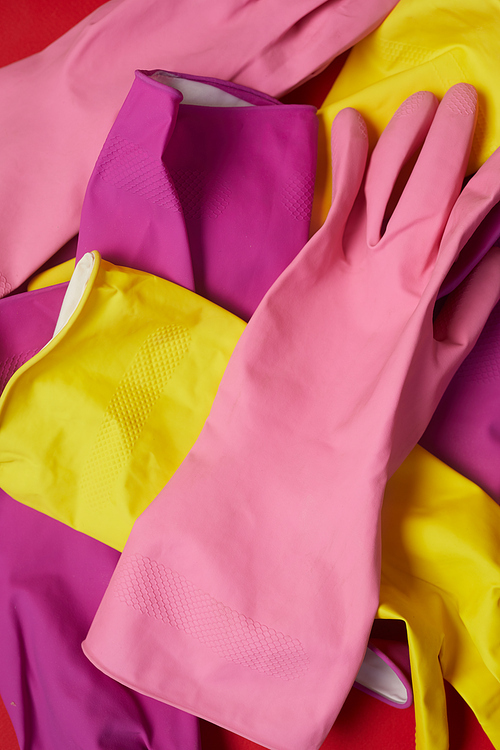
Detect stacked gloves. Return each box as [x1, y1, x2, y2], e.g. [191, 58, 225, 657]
[380, 445, 500, 750]
[0, 68, 319, 551]
[0, 0, 398, 295]
[313, 0, 500, 230]
[0, 251, 245, 550]
[82, 84, 500, 750]
[2, 3, 500, 750]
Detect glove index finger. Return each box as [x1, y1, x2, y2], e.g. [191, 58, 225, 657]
[323, 107, 369, 240]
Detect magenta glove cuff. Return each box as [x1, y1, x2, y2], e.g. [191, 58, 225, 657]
[76, 69, 318, 320]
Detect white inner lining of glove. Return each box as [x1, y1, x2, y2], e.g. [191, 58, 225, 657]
[355, 647, 409, 704]
[151, 72, 255, 108]
[51, 252, 95, 340]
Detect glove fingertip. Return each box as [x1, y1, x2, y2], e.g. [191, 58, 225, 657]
[327, 107, 368, 228]
[442, 83, 478, 118]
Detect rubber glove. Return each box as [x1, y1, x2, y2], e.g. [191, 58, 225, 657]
[314, 0, 500, 230]
[0, 281, 406, 720]
[74, 72, 192, 291]
[0, 252, 245, 550]
[379, 445, 500, 750]
[76, 69, 318, 320]
[0, 0, 399, 295]
[0, 488, 201, 750]
[82, 85, 500, 750]
[27, 258, 75, 291]
[0, 129, 190, 457]
[0, 282, 68, 396]
[420, 296, 500, 503]
[354, 640, 413, 709]
[1, 278, 414, 717]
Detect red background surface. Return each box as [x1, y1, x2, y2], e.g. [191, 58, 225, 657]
[0, 2, 494, 749]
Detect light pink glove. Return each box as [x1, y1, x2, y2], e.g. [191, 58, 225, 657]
[83, 85, 500, 750]
[0, 0, 400, 295]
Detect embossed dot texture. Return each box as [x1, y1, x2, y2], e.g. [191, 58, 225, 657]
[378, 38, 434, 67]
[97, 135, 182, 210]
[79, 325, 190, 508]
[0, 273, 12, 299]
[354, 110, 368, 137]
[114, 553, 310, 681]
[281, 172, 316, 221]
[171, 169, 231, 220]
[445, 84, 477, 116]
[392, 91, 429, 119]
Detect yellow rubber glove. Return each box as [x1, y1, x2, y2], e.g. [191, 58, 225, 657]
[0, 252, 245, 550]
[314, 0, 500, 228]
[379, 445, 500, 750]
[27, 258, 75, 291]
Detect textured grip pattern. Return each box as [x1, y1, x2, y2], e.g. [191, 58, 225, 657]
[80, 325, 190, 508]
[281, 172, 315, 221]
[114, 552, 310, 681]
[97, 135, 182, 210]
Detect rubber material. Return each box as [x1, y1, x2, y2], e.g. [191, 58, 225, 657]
[379, 445, 500, 750]
[83, 85, 500, 750]
[0, 0, 399, 294]
[0, 252, 245, 550]
[75, 69, 318, 320]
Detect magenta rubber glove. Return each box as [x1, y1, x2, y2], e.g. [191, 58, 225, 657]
[74, 71, 192, 292]
[0, 489, 201, 750]
[0, 283, 68, 396]
[421, 297, 500, 503]
[354, 640, 412, 709]
[0, 0, 399, 296]
[438, 199, 500, 298]
[76, 69, 318, 320]
[82, 85, 500, 750]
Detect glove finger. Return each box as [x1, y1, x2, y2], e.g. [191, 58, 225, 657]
[433, 246, 500, 368]
[365, 90, 438, 246]
[433, 143, 500, 281]
[321, 106, 369, 245]
[384, 84, 477, 266]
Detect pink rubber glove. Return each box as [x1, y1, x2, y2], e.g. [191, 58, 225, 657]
[83, 85, 500, 750]
[0, 0, 399, 295]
